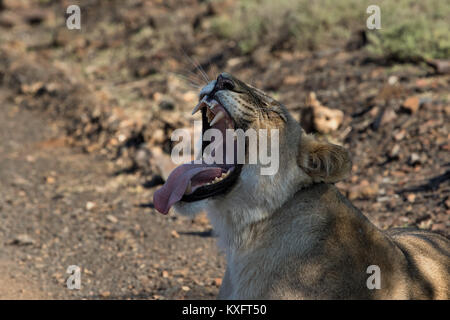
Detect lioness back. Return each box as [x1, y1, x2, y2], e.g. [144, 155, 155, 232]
[386, 228, 450, 299]
[256, 184, 450, 300]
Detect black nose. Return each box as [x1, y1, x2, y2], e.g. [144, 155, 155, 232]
[215, 73, 235, 91]
[207, 73, 235, 99]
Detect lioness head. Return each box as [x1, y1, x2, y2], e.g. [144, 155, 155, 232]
[154, 73, 351, 223]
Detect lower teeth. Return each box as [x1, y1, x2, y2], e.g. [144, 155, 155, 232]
[206, 171, 230, 185]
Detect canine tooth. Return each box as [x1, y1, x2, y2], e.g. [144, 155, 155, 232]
[191, 103, 201, 115]
[209, 111, 225, 126]
[191, 96, 206, 115]
[185, 181, 192, 194]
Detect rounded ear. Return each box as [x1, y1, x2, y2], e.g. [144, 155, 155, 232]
[297, 134, 351, 183]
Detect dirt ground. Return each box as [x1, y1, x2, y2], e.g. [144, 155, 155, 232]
[0, 88, 224, 299]
[0, 0, 448, 300]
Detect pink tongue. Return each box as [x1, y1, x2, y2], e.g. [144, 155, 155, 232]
[153, 163, 224, 214]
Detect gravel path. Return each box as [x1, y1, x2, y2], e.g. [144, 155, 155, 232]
[0, 0, 448, 300]
[0, 89, 224, 299]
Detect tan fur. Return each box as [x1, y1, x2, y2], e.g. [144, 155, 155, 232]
[298, 133, 352, 183]
[174, 73, 450, 300]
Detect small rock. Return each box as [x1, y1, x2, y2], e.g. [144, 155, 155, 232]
[106, 215, 118, 223]
[100, 291, 111, 298]
[135, 147, 151, 168]
[431, 223, 446, 232]
[84, 268, 93, 275]
[150, 128, 165, 145]
[408, 153, 421, 166]
[86, 201, 96, 211]
[173, 268, 189, 277]
[380, 108, 397, 125]
[9, 234, 35, 246]
[444, 198, 450, 209]
[301, 92, 344, 134]
[192, 212, 210, 227]
[388, 76, 398, 85]
[23, 8, 48, 26]
[150, 147, 178, 181]
[417, 216, 432, 230]
[162, 270, 169, 278]
[401, 96, 420, 114]
[137, 275, 152, 286]
[181, 286, 190, 292]
[406, 194, 416, 203]
[283, 75, 305, 85]
[21, 82, 45, 95]
[158, 98, 175, 111]
[426, 59, 450, 75]
[212, 278, 222, 287]
[13, 175, 31, 187]
[394, 129, 406, 141]
[369, 106, 380, 118]
[388, 144, 400, 158]
[0, 11, 19, 28]
[46, 176, 55, 184]
[113, 230, 128, 241]
[226, 57, 245, 68]
[170, 230, 180, 238]
[444, 106, 450, 116]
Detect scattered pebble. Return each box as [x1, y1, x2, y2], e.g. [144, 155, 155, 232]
[444, 198, 450, 210]
[106, 215, 118, 223]
[86, 201, 96, 211]
[8, 234, 35, 246]
[394, 129, 406, 141]
[301, 92, 344, 134]
[406, 194, 416, 203]
[46, 176, 55, 184]
[408, 153, 421, 166]
[388, 144, 400, 158]
[212, 278, 222, 287]
[401, 96, 420, 114]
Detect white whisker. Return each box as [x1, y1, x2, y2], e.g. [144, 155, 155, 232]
[181, 48, 209, 84]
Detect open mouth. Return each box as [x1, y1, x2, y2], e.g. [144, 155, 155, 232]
[153, 94, 242, 214]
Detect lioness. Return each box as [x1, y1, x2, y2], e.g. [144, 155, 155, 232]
[154, 73, 450, 299]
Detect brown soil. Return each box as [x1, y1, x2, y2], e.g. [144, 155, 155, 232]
[0, 0, 448, 299]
